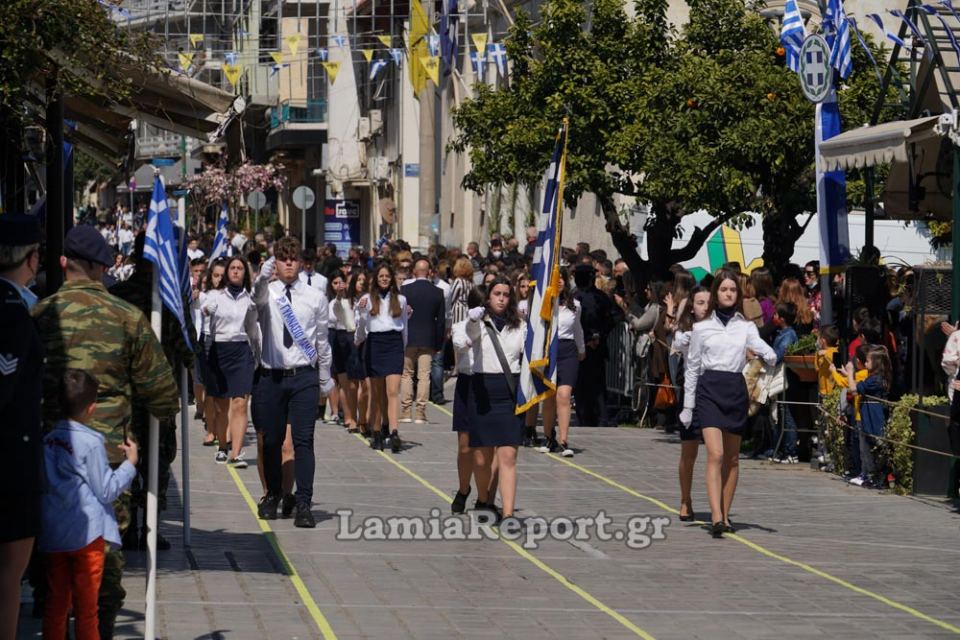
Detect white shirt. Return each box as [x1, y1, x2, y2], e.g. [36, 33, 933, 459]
[187, 248, 205, 261]
[557, 299, 585, 354]
[942, 330, 960, 401]
[118, 228, 134, 245]
[231, 233, 248, 252]
[299, 269, 328, 294]
[330, 297, 357, 332]
[252, 265, 332, 383]
[204, 288, 260, 344]
[682, 311, 776, 412]
[354, 292, 408, 345]
[457, 314, 526, 374]
[450, 319, 475, 375]
[191, 291, 205, 339]
[518, 299, 528, 320]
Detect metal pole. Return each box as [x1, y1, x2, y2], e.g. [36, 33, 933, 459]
[145, 268, 161, 640]
[952, 150, 960, 323]
[177, 195, 192, 547]
[864, 167, 875, 250]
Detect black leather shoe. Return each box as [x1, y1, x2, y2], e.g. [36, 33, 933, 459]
[258, 494, 279, 520]
[711, 522, 725, 538]
[451, 488, 470, 514]
[281, 494, 296, 519]
[294, 503, 316, 528]
[723, 520, 735, 533]
[678, 511, 695, 523]
[370, 432, 382, 450]
[390, 430, 402, 453]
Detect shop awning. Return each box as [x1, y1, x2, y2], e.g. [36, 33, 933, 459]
[819, 115, 943, 171]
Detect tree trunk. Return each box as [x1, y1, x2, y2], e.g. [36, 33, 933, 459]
[761, 210, 808, 281]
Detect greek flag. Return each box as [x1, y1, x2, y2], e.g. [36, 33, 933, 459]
[145, 176, 192, 351]
[815, 91, 850, 274]
[370, 58, 388, 80]
[440, 0, 459, 77]
[780, 0, 806, 73]
[489, 43, 508, 78]
[865, 13, 910, 50]
[920, 5, 960, 62]
[208, 203, 229, 265]
[516, 122, 568, 414]
[890, 9, 930, 56]
[173, 223, 191, 301]
[826, 0, 853, 79]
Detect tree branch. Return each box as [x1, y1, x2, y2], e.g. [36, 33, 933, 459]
[669, 210, 739, 263]
[798, 210, 816, 234]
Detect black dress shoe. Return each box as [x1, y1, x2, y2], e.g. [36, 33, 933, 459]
[711, 522, 725, 538]
[473, 501, 501, 523]
[723, 520, 735, 533]
[370, 432, 383, 450]
[258, 494, 279, 520]
[390, 430, 402, 453]
[451, 488, 470, 514]
[293, 503, 316, 528]
[678, 508, 695, 522]
[281, 493, 296, 519]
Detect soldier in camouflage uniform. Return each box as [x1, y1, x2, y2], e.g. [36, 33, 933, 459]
[32, 225, 179, 639]
[110, 231, 195, 550]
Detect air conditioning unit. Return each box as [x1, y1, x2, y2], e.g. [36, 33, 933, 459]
[369, 109, 383, 136]
[369, 156, 391, 182]
[358, 117, 371, 141]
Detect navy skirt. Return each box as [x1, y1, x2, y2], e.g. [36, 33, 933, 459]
[331, 329, 354, 376]
[365, 330, 404, 378]
[206, 341, 256, 398]
[193, 333, 207, 385]
[557, 339, 580, 388]
[452, 374, 471, 432]
[468, 374, 524, 447]
[693, 370, 748, 435]
[348, 338, 368, 380]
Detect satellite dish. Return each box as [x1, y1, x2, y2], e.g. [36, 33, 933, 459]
[378, 198, 397, 224]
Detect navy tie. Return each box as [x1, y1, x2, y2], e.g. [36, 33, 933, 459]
[283, 284, 294, 348]
[307, 273, 312, 286]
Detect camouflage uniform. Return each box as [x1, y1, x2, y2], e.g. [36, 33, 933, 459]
[110, 268, 195, 514]
[32, 278, 179, 639]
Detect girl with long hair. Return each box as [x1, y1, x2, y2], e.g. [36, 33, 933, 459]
[777, 277, 815, 335]
[348, 270, 371, 436]
[201, 259, 226, 447]
[355, 263, 409, 452]
[328, 272, 359, 432]
[681, 270, 776, 537]
[203, 256, 260, 468]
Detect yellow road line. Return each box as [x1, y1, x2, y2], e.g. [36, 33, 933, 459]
[227, 466, 339, 640]
[351, 433, 656, 639]
[546, 452, 960, 635]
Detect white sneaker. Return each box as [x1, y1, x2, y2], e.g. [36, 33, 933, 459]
[227, 451, 248, 469]
[848, 475, 865, 486]
[560, 442, 574, 458]
[215, 451, 228, 464]
[399, 417, 413, 423]
[414, 418, 427, 424]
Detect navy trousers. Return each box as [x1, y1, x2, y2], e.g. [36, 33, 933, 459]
[252, 368, 319, 505]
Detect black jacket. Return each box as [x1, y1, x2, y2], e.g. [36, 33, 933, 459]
[401, 279, 446, 352]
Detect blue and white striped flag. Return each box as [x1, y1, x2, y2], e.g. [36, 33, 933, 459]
[145, 175, 192, 351]
[208, 203, 229, 265]
[890, 8, 931, 56]
[826, 0, 853, 79]
[780, 0, 806, 73]
[516, 122, 568, 414]
[920, 5, 960, 62]
[370, 58, 388, 80]
[815, 91, 850, 275]
[173, 223, 191, 301]
[865, 13, 911, 51]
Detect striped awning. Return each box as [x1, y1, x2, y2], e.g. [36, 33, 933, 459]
[818, 115, 943, 171]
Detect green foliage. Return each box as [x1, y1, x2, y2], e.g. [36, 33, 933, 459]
[820, 388, 846, 475]
[785, 333, 818, 355]
[0, 0, 157, 123]
[878, 394, 947, 495]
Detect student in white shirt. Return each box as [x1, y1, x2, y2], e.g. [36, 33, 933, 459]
[327, 272, 358, 432]
[538, 270, 584, 458]
[202, 256, 260, 468]
[186, 237, 205, 261]
[299, 249, 328, 293]
[449, 287, 486, 514]
[200, 259, 226, 447]
[681, 270, 776, 538]
[355, 262, 409, 453]
[250, 237, 334, 528]
[513, 271, 539, 447]
[462, 276, 527, 521]
[347, 270, 371, 436]
[188, 259, 207, 423]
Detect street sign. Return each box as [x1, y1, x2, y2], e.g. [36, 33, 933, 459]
[292, 185, 315, 210]
[798, 35, 832, 103]
[246, 190, 267, 211]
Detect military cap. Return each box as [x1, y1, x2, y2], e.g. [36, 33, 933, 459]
[64, 224, 114, 266]
[0, 213, 41, 246]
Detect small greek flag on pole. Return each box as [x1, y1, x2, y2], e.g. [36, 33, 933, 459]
[780, 0, 806, 73]
[208, 203, 229, 265]
[145, 175, 192, 351]
[827, 0, 853, 79]
[515, 120, 568, 414]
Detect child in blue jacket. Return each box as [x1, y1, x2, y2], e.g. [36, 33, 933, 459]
[843, 345, 892, 487]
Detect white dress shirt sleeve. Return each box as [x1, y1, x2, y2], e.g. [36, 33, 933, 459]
[354, 295, 369, 345]
[452, 319, 472, 350]
[245, 299, 262, 364]
[573, 302, 585, 355]
[746, 321, 777, 366]
[400, 294, 409, 348]
[253, 257, 275, 306]
[314, 294, 333, 391]
[683, 328, 703, 412]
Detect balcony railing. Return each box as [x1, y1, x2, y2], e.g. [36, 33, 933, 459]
[269, 99, 327, 129]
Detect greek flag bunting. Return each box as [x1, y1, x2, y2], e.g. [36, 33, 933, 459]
[826, 0, 853, 79]
[370, 58, 388, 80]
[780, 0, 806, 73]
[920, 5, 960, 62]
[440, 0, 459, 77]
[865, 13, 910, 51]
[145, 176, 192, 351]
[515, 121, 568, 414]
[890, 9, 930, 56]
[208, 203, 229, 265]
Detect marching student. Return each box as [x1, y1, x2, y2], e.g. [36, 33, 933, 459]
[251, 237, 334, 528]
[347, 270, 372, 436]
[355, 262, 409, 452]
[200, 258, 226, 447]
[450, 287, 486, 513]
[299, 248, 328, 292]
[464, 276, 527, 521]
[188, 258, 207, 422]
[671, 285, 710, 521]
[328, 272, 360, 432]
[538, 269, 584, 457]
[203, 256, 260, 468]
[681, 270, 776, 538]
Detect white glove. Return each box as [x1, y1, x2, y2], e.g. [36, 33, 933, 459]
[467, 307, 485, 322]
[679, 408, 693, 428]
[319, 377, 335, 396]
[203, 301, 218, 316]
[259, 256, 276, 280]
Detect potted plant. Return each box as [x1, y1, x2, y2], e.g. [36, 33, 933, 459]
[783, 333, 819, 383]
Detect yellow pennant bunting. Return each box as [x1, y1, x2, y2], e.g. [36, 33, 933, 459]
[377, 35, 392, 48]
[189, 33, 204, 48]
[362, 49, 374, 63]
[420, 55, 439, 85]
[322, 61, 342, 84]
[471, 33, 488, 55]
[223, 63, 243, 88]
[285, 34, 302, 56]
[178, 52, 194, 72]
[408, 0, 429, 95]
[270, 51, 283, 65]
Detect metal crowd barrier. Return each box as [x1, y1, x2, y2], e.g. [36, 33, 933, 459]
[606, 322, 636, 399]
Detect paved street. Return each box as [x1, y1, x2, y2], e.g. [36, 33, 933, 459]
[19, 380, 960, 639]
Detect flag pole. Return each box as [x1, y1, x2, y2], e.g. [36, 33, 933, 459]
[177, 194, 192, 547]
[146, 267, 160, 640]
